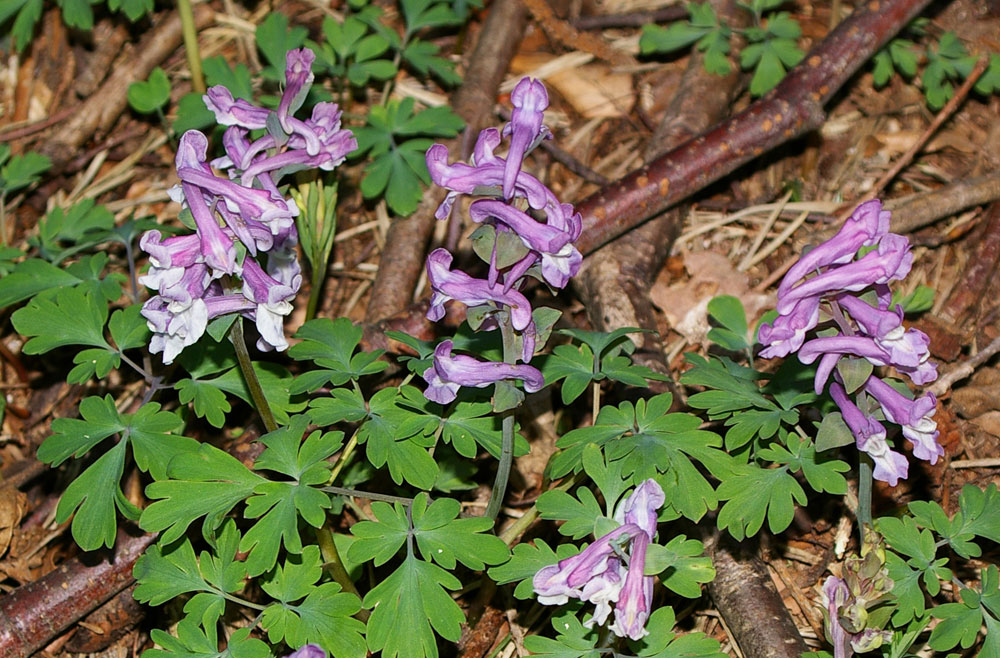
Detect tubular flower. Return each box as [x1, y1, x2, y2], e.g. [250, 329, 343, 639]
[141, 48, 351, 364]
[421, 78, 582, 405]
[535, 480, 664, 639]
[422, 340, 544, 405]
[758, 200, 942, 486]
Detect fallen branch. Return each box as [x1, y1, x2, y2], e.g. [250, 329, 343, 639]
[0, 530, 154, 658]
[364, 0, 529, 322]
[38, 5, 214, 171]
[573, 0, 934, 256]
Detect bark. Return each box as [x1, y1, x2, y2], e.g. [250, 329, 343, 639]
[0, 530, 154, 658]
[364, 0, 529, 323]
[706, 535, 810, 658]
[574, 0, 935, 257]
[38, 5, 215, 171]
[577, 0, 745, 387]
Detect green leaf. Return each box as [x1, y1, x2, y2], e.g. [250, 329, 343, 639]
[11, 285, 110, 353]
[255, 13, 309, 75]
[540, 342, 597, 404]
[489, 539, 579, 599]
[707, 295, 748, 339]
[1, 148, 50, 193]
[649, 535, 714, 598]
[640, 21, 711, 55]
[203, 56, 254, 100]
[141, 444, 265, 544]
[402, 39, 462, 85]
[173, 92, 217, 133]
[523, 612, 600, 658]
[107, 0, 152, 20]
[9, 0, 42, 52]
[255, 415, 341, 484]
[176, 378, 232, 428]
[815, 411, 854, 451]
[56, 439, 128, 549]
[241, 478, 332, 576]
[259, 546, 366, 657]
[348, 500, 410, 566]
[363, 553, 464, 658]
[410, 494, 509, 569]
[147, 621, 270, 658]
[898, 284, 935, 313]
[537, 487, 610, 540]
[0, 258, 82, 308]
[128, 67, 171, 113]
[716, 464, 805, 539]
[289, 318, 387, 392]
[109, 304, 150, 351]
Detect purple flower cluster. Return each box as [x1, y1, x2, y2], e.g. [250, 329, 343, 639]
[420, 78, 582, 403]
[140, 49, 356, 364]
[533, 480, 664, 640]
[758, 200, 942, 485]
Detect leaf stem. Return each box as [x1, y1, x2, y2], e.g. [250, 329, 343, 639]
[322, 486, 415, 507]
[327, 426, 360, 485]
[857, 452, 873, 543]
[223, 592, 266, 611]
[229, 317, 278, 433]
[485, 312, 519, 523]
[316, 527, 367, 615]
[177, 0, 206, 93]
[499, 472, 585, 546]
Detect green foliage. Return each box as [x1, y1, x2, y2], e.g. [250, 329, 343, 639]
[1, 0, 152, 51]
[640, 3, 732, 76]
[352, 97, 463, 216]
[741, 12, 804, 96]
[27, 199, 116, 264]
[550, 392, 731, 521]
[313, 9, 399, 87]
[640, 1, 803, 94]
[259, 546, 366, 657]
[921, 31, 977, 109]
[255, 13, 309, 81]
[539, 327, 668, 404]
[929, 565, 1000, 655]
[38, 396, 195, 549]
[289, 317, 388, 393]
[523, 608, 725, 658]
[128, 67, 172, 114]
[0, 144, 51, 195]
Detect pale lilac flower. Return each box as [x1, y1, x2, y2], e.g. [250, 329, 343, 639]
[614, 478, 664, 539]
[864, 377, 942, 463]
[822, 576, 853, 658]
[426, 248, 533, 330]
[779, 200, 890, 299]
[203, 86, 270, 129]
[535, 480, 664, 639]
[278, 49, 315, 135]
[422, 340, 544, 404]
[777, 233, 913, 315]
[609, 533, 653, 641]
[284, 645, 326, 658]
[757, 296, 821, 359]
[469, 200, 582, 289]
[144, 292, 253, 365]
[502, 77, 549, 199]
[241, 258, 300, 352]
[830, 383, 908, 486]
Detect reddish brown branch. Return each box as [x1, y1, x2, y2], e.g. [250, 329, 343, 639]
[364, 0, 529, 323]
[574, 0, 934, 256]
[0, 530, 154, 658]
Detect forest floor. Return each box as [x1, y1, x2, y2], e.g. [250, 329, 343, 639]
[1, 0, 999, 655]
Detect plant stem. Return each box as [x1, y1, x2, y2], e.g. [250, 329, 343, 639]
[177, 0, 205, 93]
[857, 452, 873, 543]
[485, 313, 519, 523]
[322, 486, 414, 507]
[328, 427, 360, 485]
[229, 317, 278, 433]
[316, 527, 368, 618]
[592, 380, 600, 423]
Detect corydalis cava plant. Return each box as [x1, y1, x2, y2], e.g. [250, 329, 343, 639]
[140, 48, 356, 363]
[758, 199, 942, 486]
[533, 479, 665, 640]
[420, 77, 582, 402]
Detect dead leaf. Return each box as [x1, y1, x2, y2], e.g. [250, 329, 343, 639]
[0, 487, 27, 557]
[510, 53, 633, 118]
[650, 250, 773, 344]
